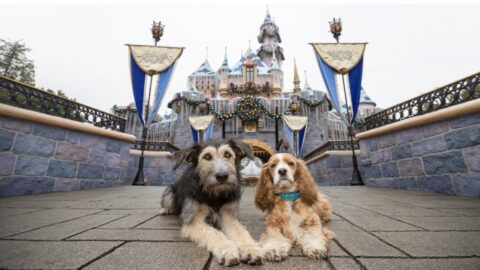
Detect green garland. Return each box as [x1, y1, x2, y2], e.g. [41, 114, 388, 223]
[228, 82, 270, 95]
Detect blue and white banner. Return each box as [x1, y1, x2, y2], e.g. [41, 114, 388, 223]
[128, 45, 184, 127]
[189, 115, 214, 144]
[282, 115, 308, 157]
[311, 43, 366, 124]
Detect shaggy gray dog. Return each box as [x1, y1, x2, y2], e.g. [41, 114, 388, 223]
[160, 140, 263, 266]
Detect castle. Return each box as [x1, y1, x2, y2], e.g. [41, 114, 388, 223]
[115, 9, 377, 161]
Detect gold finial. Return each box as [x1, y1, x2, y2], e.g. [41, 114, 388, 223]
[293, 58, 301, 93]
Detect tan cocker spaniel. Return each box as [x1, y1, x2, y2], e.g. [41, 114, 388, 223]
[255, 153, 334, 262]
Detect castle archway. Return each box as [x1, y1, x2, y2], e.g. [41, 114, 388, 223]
[242, 139, 275, 163]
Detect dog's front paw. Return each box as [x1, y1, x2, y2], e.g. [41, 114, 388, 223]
[159, 208, 171, 215]
[263, 247, 289, 262]
[239, 245, 263, 265]
[216, 246, 240, 267]
[302, 244, 328, 259]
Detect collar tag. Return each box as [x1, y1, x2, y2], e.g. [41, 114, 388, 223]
[279, 191, 301, 201]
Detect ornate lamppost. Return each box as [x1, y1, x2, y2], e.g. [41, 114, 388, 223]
[132, 21, 165, 186]
[328, 18, 363, 185]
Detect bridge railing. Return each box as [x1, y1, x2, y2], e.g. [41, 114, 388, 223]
[364, 72, 480, 130]
[0, 75, 126, 132]
[303, 140, 359, 161]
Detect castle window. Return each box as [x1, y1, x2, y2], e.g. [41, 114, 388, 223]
[246, 66, 254, 83]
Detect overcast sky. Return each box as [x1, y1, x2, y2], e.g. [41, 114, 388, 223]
[1, 1, 479, 114]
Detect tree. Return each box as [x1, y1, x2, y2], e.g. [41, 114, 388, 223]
[0, 39, 35, 85]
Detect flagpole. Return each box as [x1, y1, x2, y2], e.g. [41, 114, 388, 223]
[340, 73, 364, 185]
[132, 21, 164, 186]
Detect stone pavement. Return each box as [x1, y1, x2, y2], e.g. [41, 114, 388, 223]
[0, 186, 479, 270]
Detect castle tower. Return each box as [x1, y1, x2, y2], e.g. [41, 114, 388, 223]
[188, 47, 216, 98]
[293, 58, 301, 93]
[256, 8, 285, 67]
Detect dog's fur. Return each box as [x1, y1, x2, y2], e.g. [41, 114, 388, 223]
[255, 153, 334, 262]
[160, 140, 263, 266]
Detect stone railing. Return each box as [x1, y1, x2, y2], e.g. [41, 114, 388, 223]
[364, 72, 480, 130]
[0, 75, 126, 132]
[132, 140, 179, 152]
[304, 140, 359, 161]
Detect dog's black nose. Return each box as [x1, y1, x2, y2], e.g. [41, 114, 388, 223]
[215, 172, 229, 182]
[278, 168, 287, 176]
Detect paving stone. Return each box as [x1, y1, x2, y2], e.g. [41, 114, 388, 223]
[77, 163, 104, 179]
[0, 208, 99, 238]
[9, 214, 124, 240]
[339, 212, 421, 231]
[0, 208, 43, 218]
[328, 221, 406, 257]
[135, 215, 182, 229]
[0, 176, 55, 197]
[393, 216, 480, 230]
[398, 158, 424, 176]
[435, 208, 480, 217]
[33, 123, 67, 141]
[100, 214, 157, 229]
[13, 134, 55, 157]
[360, 258, 480, 270]
[86, 242, 208, 270]
[211, 256, 331, 270]
[329, 258, 362, 270]
[55, 142, 89, 162]
[70, 228, 184, 241]
[412, 136, 447, 156]
[0, 128, 15, 151]
[0, 240, 121, 270]
[391, 144, 412, 160]
[0, 153, 15, 175]
[47, 159, 77, 178]
[14, 155, 49, 176]
[374, 231, 480, 256]
[1, 117, 32, 133]
[451, 174, 480, 197]
[444, 125, 480, 149]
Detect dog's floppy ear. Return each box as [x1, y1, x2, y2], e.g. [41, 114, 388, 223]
[228, 140, 254, 160]
[295, 159, 318, 206]
[172, 144, 201, 170]
[255, 162, 276, 212]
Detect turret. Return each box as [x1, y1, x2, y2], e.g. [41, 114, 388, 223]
[256, 8, 285, 67]
[293, 58, 301, 93]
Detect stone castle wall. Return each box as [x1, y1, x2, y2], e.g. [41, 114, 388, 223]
[359, 111, 480, 197]
[0, 116, 135, 196]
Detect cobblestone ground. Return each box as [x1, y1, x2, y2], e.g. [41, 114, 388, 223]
[0, 186, 479, 269]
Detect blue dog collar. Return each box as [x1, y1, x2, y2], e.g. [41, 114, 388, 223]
[279, 191, 301, 201]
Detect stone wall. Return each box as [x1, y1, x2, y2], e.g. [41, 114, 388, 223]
[359, 112, 480, 197]
[0, 116, 134, 196]
[129, 154, 181, 186]
[307, 153, 355, 186]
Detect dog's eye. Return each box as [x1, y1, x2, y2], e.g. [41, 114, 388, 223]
[270, 163, 277, 168]
[288, 161, 295, 166]
[224, 152, 231, 159]
[203, 154, 212, 161]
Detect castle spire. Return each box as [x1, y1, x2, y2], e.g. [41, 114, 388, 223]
[303, 70, 313, 91]
[219, 46, 230, 71]
[293, 58, 301, 93]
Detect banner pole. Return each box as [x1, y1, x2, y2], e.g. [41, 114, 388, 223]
[133, 73, 154, 186]
[340, 74, 364, 186]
